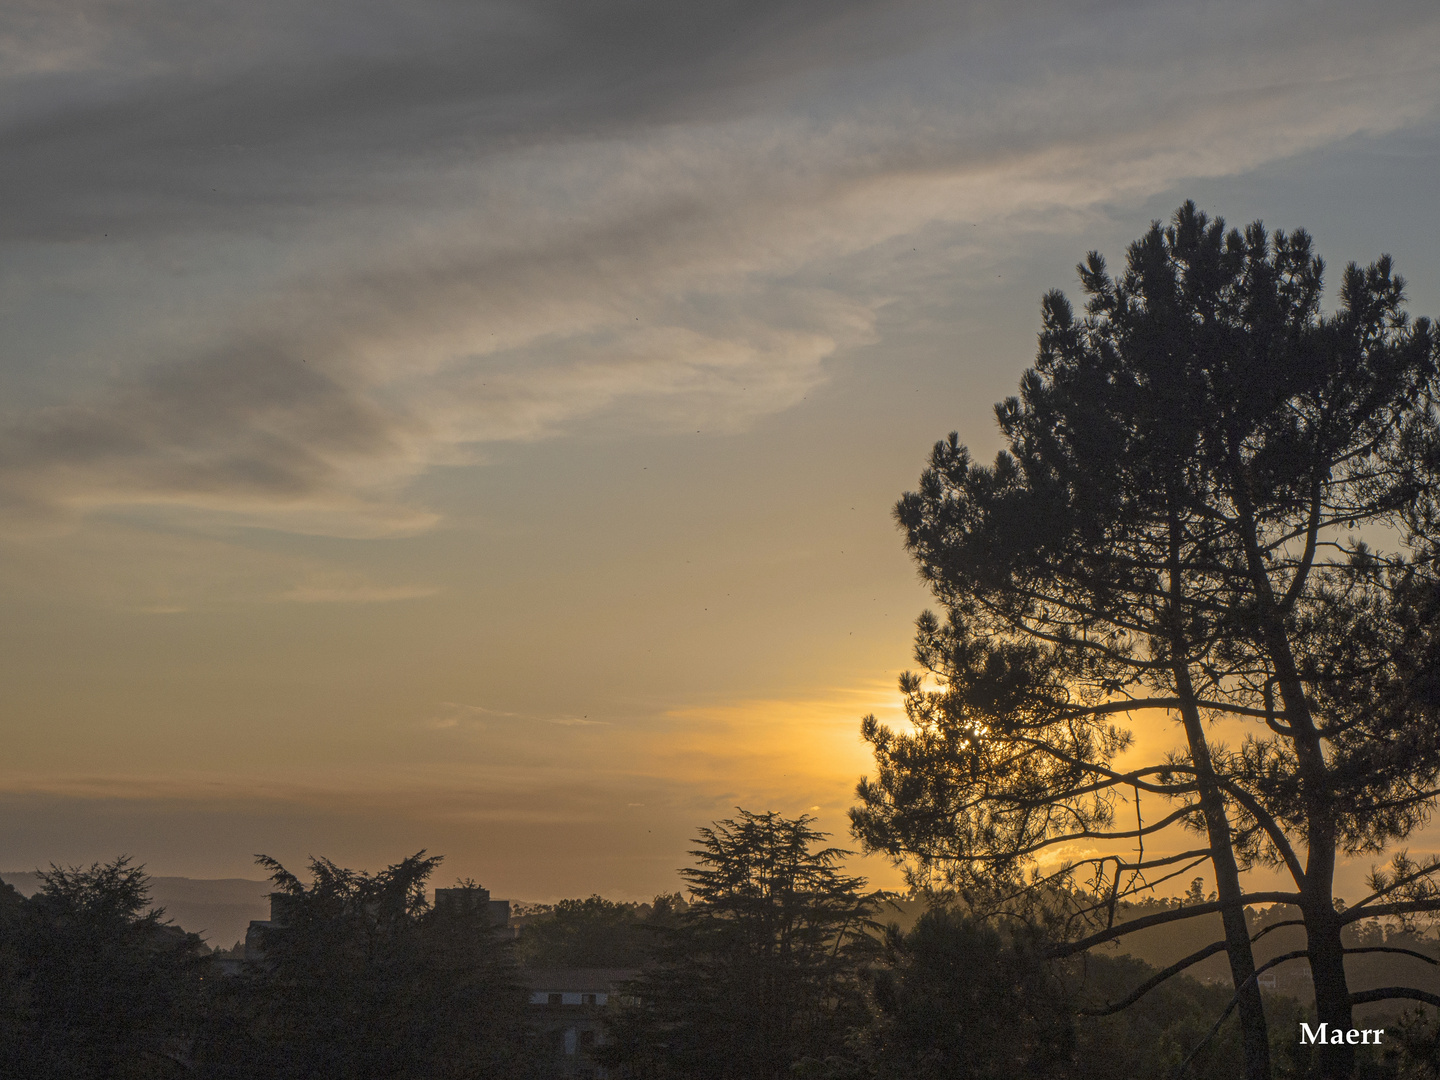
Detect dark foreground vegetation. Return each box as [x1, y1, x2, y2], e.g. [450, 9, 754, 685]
[5, 202, 1438, 1079]
[2, 826, 1440, 1080]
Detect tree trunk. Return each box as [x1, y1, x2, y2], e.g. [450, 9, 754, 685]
[1258, 601, 1352, 1077]
[1274, 661, 1353, 1078]
[1231, 470, 1352, 1076]
[1173, 672, 1272, 1080]
[1165, 498, 1271, 1080]
[1305, 897, 1353, 1079]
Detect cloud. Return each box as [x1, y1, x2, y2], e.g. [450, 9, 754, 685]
[0, 344, 416, 530]
[0, 674, 922, 892]
[423, 701, 611, 734]
[1, 0, 1437, 537]
[0, 519, 437, 609]
[276, 580, 439, 604]
[0, 675, 910, 838]
[657, 680, 905, 790]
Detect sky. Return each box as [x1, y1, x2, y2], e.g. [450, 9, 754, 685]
[3, 0, 1440, 904]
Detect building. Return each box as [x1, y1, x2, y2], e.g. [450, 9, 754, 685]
[241, 893, 290, 962]
[434, 885, 512, 928]
[522, 967, 637, 1079]
[239, 884, 512, 964]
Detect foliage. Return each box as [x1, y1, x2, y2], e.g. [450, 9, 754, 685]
[200, 852, 539, 1080]
[604, 810, 881, 1080]
[1370, 1007, 1440, 1079]
[516, 893, 681, 968]
[16, 846, 1440, 1079]
[0, 879, 26, 1059]
[852, 201, 1440, 1077]
[861, 906, 1073, 1079]
[0, 857, 209, 1080]
[851, 901, 1318, 1080]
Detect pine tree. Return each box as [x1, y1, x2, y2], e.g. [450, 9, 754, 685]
[853, 202, 1440, 1079]
[606, 810, 880, 1079]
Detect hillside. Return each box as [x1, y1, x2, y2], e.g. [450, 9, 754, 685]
[1, 872, 270, 949]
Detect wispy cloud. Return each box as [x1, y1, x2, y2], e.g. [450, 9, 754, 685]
[424, 701, 609, 731]
[2, 0, 1437, 539]
[0, 520, 438, 609]
[277, 580, 438, 605]
[0, 677, 907, 822]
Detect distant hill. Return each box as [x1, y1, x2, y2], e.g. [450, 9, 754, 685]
[1, 872, 271, 950]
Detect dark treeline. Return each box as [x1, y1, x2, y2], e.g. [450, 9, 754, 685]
[0, 854, 538, 1080]
[4, 821, 1440, 1080]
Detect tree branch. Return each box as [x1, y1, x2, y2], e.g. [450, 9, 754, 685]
[1345, 946, 1440, 967]
[1070, 697, 1293, 723]
[1171, 948, 1312, 1078]
[1080, 941, 1228, 1016]
[1342, 898, 1440, 925]
[1047, 893, 1301, 958]
[1251, 919, 1303, 944]
[1348, 859, 1440, 912]
[1215, 779, 1306, 888]
[1350, 987, 1440, 1008]
[987, 802, 1200, 863]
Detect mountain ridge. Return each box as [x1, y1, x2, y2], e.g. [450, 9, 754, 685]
[2, 872, 271, 949]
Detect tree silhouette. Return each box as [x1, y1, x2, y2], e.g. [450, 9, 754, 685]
[863, 907, 1074, 1079]
[516, 894, 658, 968]
[208, 852, 538, 1080]
[605, 810, 880, 1079]
[852, 202, 1440, 1079]
[2, 858, 208, 1079]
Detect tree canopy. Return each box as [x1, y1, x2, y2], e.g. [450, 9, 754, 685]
[851, 201, 1440, 1080]
[2, 858, 208, 1080]
[604, 809, 881, 1080]
[204, 852, 537, 1080]
[515, 893, 679, 968]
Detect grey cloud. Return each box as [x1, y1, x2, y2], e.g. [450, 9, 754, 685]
[4, 0, 1431, 245]
[0, 0, 966, 242]
[0, 345, 405, 518]
[1, 0, 1437, 537]
[0, 144, 880, 532]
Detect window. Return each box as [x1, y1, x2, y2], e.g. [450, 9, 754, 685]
[582, 993, 596, 1005]
[548, 992, 562, 1005]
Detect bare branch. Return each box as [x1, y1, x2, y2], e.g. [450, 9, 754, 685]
[1251, 919, 1303, 945]
[1080, 941, 1228, 1016]
[1047, 893, 1301, 958]
[1342, 898, 1440, 925]
[1350, 987, 1440, 1008]
[1345, 946, 1440, 967]
[1070, 697, 1294, 723]
[986, 802, 1200, 863]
